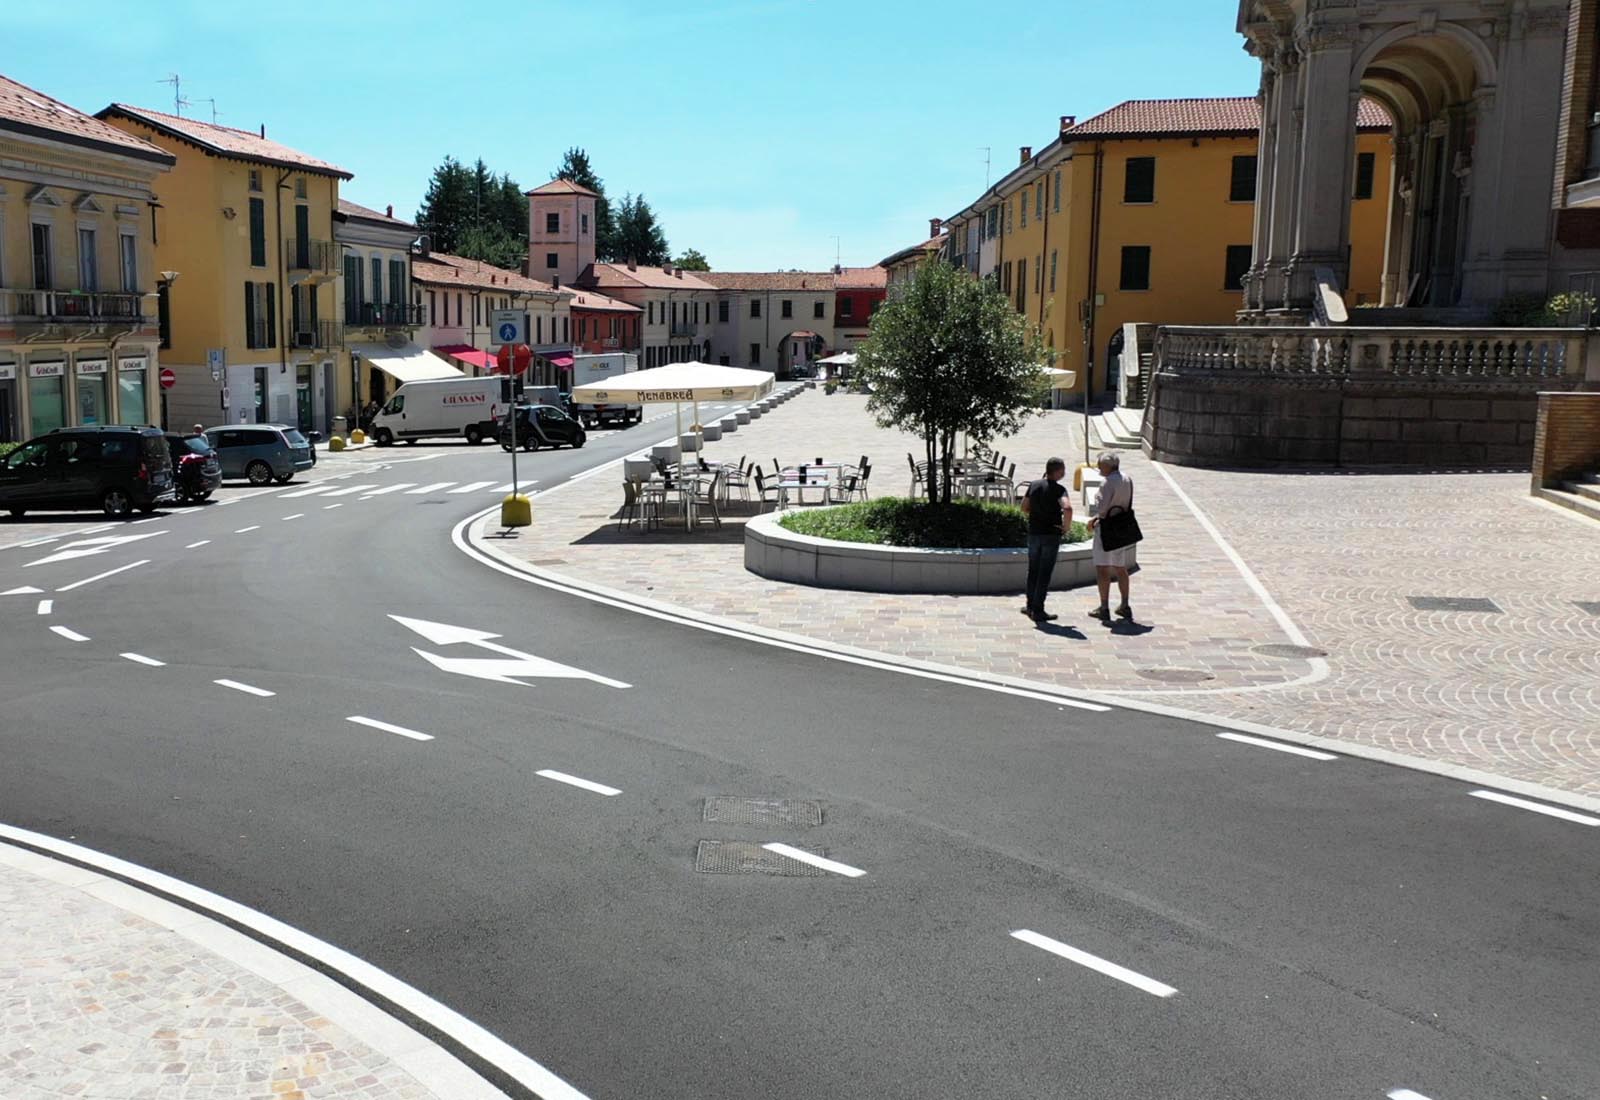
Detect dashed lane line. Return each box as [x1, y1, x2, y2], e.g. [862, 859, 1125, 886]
[234, 526, 260, 534]
[1010, 929, 1178, 998]
[346, 716, 434, 742]
[36, 599, 51, 615]
[213, 679, 274, 698]
[55, 559, 151, 592]
[449, 481, 498, 494]
[1388, 1090, 1433, 1100]
[120, 652, 167, 667]
[761, 843, 866, 878]
[405, 482, 455, 495]
[534, 769, 621, 797]
[282, 514, 304, 521]
[185, 540, 210, 549]
[1469, 789, 1600, 827]
[324, 503, 343, 509]
[49, 626, 89, 642]
[1216, 732, 1338, 761]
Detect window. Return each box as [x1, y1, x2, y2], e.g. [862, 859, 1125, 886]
[77, 227, 97, 291]
[1002, 261, 1012, 295]
[454, 292, 462, 326]
[31, 222, 51, 289]
[248, 170, 261, 192]
[1021, 189, 1029, 227]
[119, 232, 137, 291]
[473, 295, 479, 325]
[1034, 256, 1042, 295]
[1230, 155, 1258, 202]
[986, 207, 998, 238]
[749, 342, 760, 366]
[719, 354, 729, 365]
[371, 257, 384, 308]
[157, 283, 171, 348]
[1006, 202, 1013, 235]
[546, 212, 560, 234]
[294, 177, 307, 200]
[562, 316, 568, 342]
[1053, 169, 1061, 213]
[840, 297, 853, 319]
[546, 252, 559, 269]
[244, 280, 276, 348]
[718, 299, 729, 322]
[389, 258, 405, 313]
[536, 315, 543, 342]
[248, 197, 266, 266]
[1123, 157, 1155, 203]
[1119, 246, 1151, 291]
[1016, 258, 1027, 311]
[428, 290, 436, 326]
[750, 298, 761, 318]
[813, 300, 825, 319]
[581, 213, 589, 234]
[1036, 181, 1045, 219]
[649, 301, 656, 325]
[1049, 250, 1058, 294]
[1354, 152, 1376, 200]
[781, 299, 793, 319]
[1224, 244, 1253, 290]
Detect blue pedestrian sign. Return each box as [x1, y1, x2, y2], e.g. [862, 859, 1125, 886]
[490, 309, 526, 346]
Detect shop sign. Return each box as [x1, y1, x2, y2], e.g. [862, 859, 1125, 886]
[0, 362, 15, 381]
[28, 360, 65, 379]
[76, 358, 109, 376]
[118, 356, 149, 373]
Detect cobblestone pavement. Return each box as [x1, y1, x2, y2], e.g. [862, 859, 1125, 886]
[0, 846, 496, 1100]
[482, 388, 1600, 798]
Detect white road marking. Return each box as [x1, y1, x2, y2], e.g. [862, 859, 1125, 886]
[359, 484, 416, 497]
[279, 484, 337, 498]
[131, 516, 160, 525]
[214, 678, 274, 697]
[36, 599, 51, 615]
[390, 614, 632, 688]
[214, 498, 239, 506]
[324, 503, 343, 510]
[50, 626, 89, 642]
[535, 769, 620, 796]
[2, 585, 44, 595]
[405, 481, 455, 494]
[761, 842, 865, 878]
[449, 480, 498, 494]
[120, 652, 167, 667]
[492, 482, 538, 493]
[1388, 1090, 1433, 1100]
[186, 540, 210, 549]
[1216, 732, 1338, 761]
[322, 484, 377, 497]
[10, 537, 59, 548]
[346, 716, 433, 742]
[24, 530, 166, 568]
[55, 559, 150, 592]
[0, 823, 591, 1100]
[1010, 929, 1178, 998]
[235, 525, 260, 534]
[1470, 789, 1600, 827]
[282, 513, 304, 521]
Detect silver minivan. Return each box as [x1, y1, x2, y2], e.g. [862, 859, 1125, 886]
[204, 424, 316, 485]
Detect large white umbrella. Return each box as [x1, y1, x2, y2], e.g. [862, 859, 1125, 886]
[570, 361, 775, 460]
[1041, 366, 1077, 389]
[816, 351, 856, 366]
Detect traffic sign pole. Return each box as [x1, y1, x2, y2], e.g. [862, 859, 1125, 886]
[490, 310, 530, 528]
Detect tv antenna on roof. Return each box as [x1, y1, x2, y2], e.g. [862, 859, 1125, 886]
[158, 73, 189, 116]
[195, 97, 221, 124]
[830, 235, 841, 270]
[981, 146, 991, 188]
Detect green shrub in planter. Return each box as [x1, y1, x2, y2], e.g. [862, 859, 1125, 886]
[823, 381, 838, 395]
[778, 496, 1087, 549]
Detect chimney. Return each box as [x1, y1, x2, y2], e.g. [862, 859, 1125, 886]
[663, 263, 673, 276]
[417, 234, 431, 258]
[1019, 146, 1032, 164]
[1059, 115, 1076, 134]
[675, 268, 683, 279]
[627, 256, 637, 271]
[929, 217, 943, 238]
[259, 124, 266, 138]
[552, 273, 561, 289]
[386, 204, 393, 217]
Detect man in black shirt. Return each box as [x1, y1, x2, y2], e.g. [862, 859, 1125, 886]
[1019, 457, 1071, 621]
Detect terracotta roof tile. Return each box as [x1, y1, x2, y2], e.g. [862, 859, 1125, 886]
[336, 198, 416, 229]
[0, 75, 172, 164]
[580, 262, 718, 292]
[526, 178, 600, 198]
[835, 266, 887, 289]
[697, 271, 837, 291]
[411, 251, 561, 296]
[879, 233, 946, 268]
[1066, 96, 1390, 138]
[98, 103, 352, 178]
[560, 286, 641, 314]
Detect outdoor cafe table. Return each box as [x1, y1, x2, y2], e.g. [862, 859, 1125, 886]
[776, 468, 834, 508]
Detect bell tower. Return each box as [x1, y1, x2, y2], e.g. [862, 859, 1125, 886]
[526, 179, 598, 288]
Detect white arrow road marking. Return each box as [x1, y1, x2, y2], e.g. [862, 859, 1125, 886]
[56, 559, 150, 592]
[25, 531, 166, 568]
[50, 626, 89, 642]
[390, 614, 629, 688]
[2, 585, 44, 595]
[761, 843, 865, 878]
[36, 599, 51, 615]
[214, 679, 274, 697]
[1011, 930, 1178, 998]
[535, 769, 620, 796]
[347, 715, 433, 742]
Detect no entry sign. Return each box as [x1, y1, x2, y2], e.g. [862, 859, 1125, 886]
[159, 367, 177, 389]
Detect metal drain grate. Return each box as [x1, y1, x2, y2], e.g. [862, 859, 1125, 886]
[703, 797, 822, 827]
[1135, 668, 1214, 683]
[1408, 596, 1502, 613]
[1252, 643, 1329, 659]
[694, 840, 824, 876]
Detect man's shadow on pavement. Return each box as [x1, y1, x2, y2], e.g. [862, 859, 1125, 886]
[1034, 620, 1088, 640]
[1103, 618, 1155, 636]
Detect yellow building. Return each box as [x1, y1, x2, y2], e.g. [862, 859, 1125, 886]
[0, 75, 174, 441]
[98, 105, 351, 434]
[944, 97, 1393, 397]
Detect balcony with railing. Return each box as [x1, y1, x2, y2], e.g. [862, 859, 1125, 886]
[4, 288, 149, 328]
[285, 239, 338, 279]
[347, 301, 423, 329]
[670, 321, 698, 338]
[290, 320, 343, 350]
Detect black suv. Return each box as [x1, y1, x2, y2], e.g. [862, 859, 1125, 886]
[0, 426, 176, 518]
[498, 404, 587, 451]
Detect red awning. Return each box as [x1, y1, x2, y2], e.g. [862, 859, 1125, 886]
[434, 344, 496, 370]
[544, 353, 575, 370]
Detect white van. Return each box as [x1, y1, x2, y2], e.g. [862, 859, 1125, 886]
[369, 376, 503, 446]
[570, 353, 641, 428]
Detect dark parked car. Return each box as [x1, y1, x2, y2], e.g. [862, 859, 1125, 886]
[165, 432, 222, 503]
[0, 425, 175, 518]
[204, 423, 315, 484]
[498, 404, 587, 451]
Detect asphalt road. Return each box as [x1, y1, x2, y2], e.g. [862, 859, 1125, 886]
[1, 413, 1596, 1100]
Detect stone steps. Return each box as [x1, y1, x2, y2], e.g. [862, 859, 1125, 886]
[1536, 474, 1600, 521]
[1089, 406, 1142, 451]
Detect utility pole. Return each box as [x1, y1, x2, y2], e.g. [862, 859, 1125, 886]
[158, 74, 189, 116]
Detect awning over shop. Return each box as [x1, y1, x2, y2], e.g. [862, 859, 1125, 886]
[433, 344, 496, 371]
[544, 353, 575, 370]
[351, 342, 463, 384]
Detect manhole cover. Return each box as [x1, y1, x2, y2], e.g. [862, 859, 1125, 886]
[703, 797, 822, 827]
[694, 840, 823, 876]
[1252, 643, 1329, 659]
[1407, 596, 1502, 613]
[1576, 601, 1600, 616]
[1135, 668, 1215, 683]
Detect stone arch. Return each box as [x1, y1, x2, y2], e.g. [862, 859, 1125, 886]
[1351, 22, 1498, 101]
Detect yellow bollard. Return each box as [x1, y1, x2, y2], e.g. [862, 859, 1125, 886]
[350, 428, 366, 445]
[500, 493, 532, 528]
[327, 435, 346, 452]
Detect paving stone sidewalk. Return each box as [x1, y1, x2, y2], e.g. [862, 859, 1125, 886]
[484, 388, 1600, 798]
[0, 848, 497, 1100]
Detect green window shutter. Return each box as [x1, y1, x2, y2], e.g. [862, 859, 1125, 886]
[265, 282, 277, 348]
[249, 199, 266, 266]
[244, 280, 256, 348]
[343, 254, 360, 321]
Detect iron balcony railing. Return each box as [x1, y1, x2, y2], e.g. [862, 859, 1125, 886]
[670, 321, 697, 337]
[285, 238, 338, 274]
[350, 301, 423, 327]
[9, 289, 146, 322]
[290, 320, 343, 349]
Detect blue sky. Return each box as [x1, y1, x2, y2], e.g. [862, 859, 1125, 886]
[10, 1, 1259, 271]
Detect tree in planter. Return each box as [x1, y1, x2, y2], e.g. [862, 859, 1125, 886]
[855, 260, 1047, 505]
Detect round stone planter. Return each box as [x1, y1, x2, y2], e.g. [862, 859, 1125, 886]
[743, 512, 1095, 594]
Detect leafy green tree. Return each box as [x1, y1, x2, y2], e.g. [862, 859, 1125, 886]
[418, 158, 526, 270]
[611, 192, 670, 266]
[673, 248, 710, 271]
[416, 156, 472, 253]
[855, 260, 1047, 505]
[457, 223, 525, 271]
[553, 147, 615, 260]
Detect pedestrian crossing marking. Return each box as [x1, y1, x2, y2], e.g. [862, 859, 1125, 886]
[405, 482, 454, 495]
[360, 484, 416, 497]
[321, 484, 378, 497]
[448, 480, 498, 494]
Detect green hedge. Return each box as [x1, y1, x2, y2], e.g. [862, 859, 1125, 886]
[0, 442, 18, 459]
[777, 496, 1088, 549]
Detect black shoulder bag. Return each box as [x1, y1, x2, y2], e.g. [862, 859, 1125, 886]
[1098, 481, 1143, 551]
